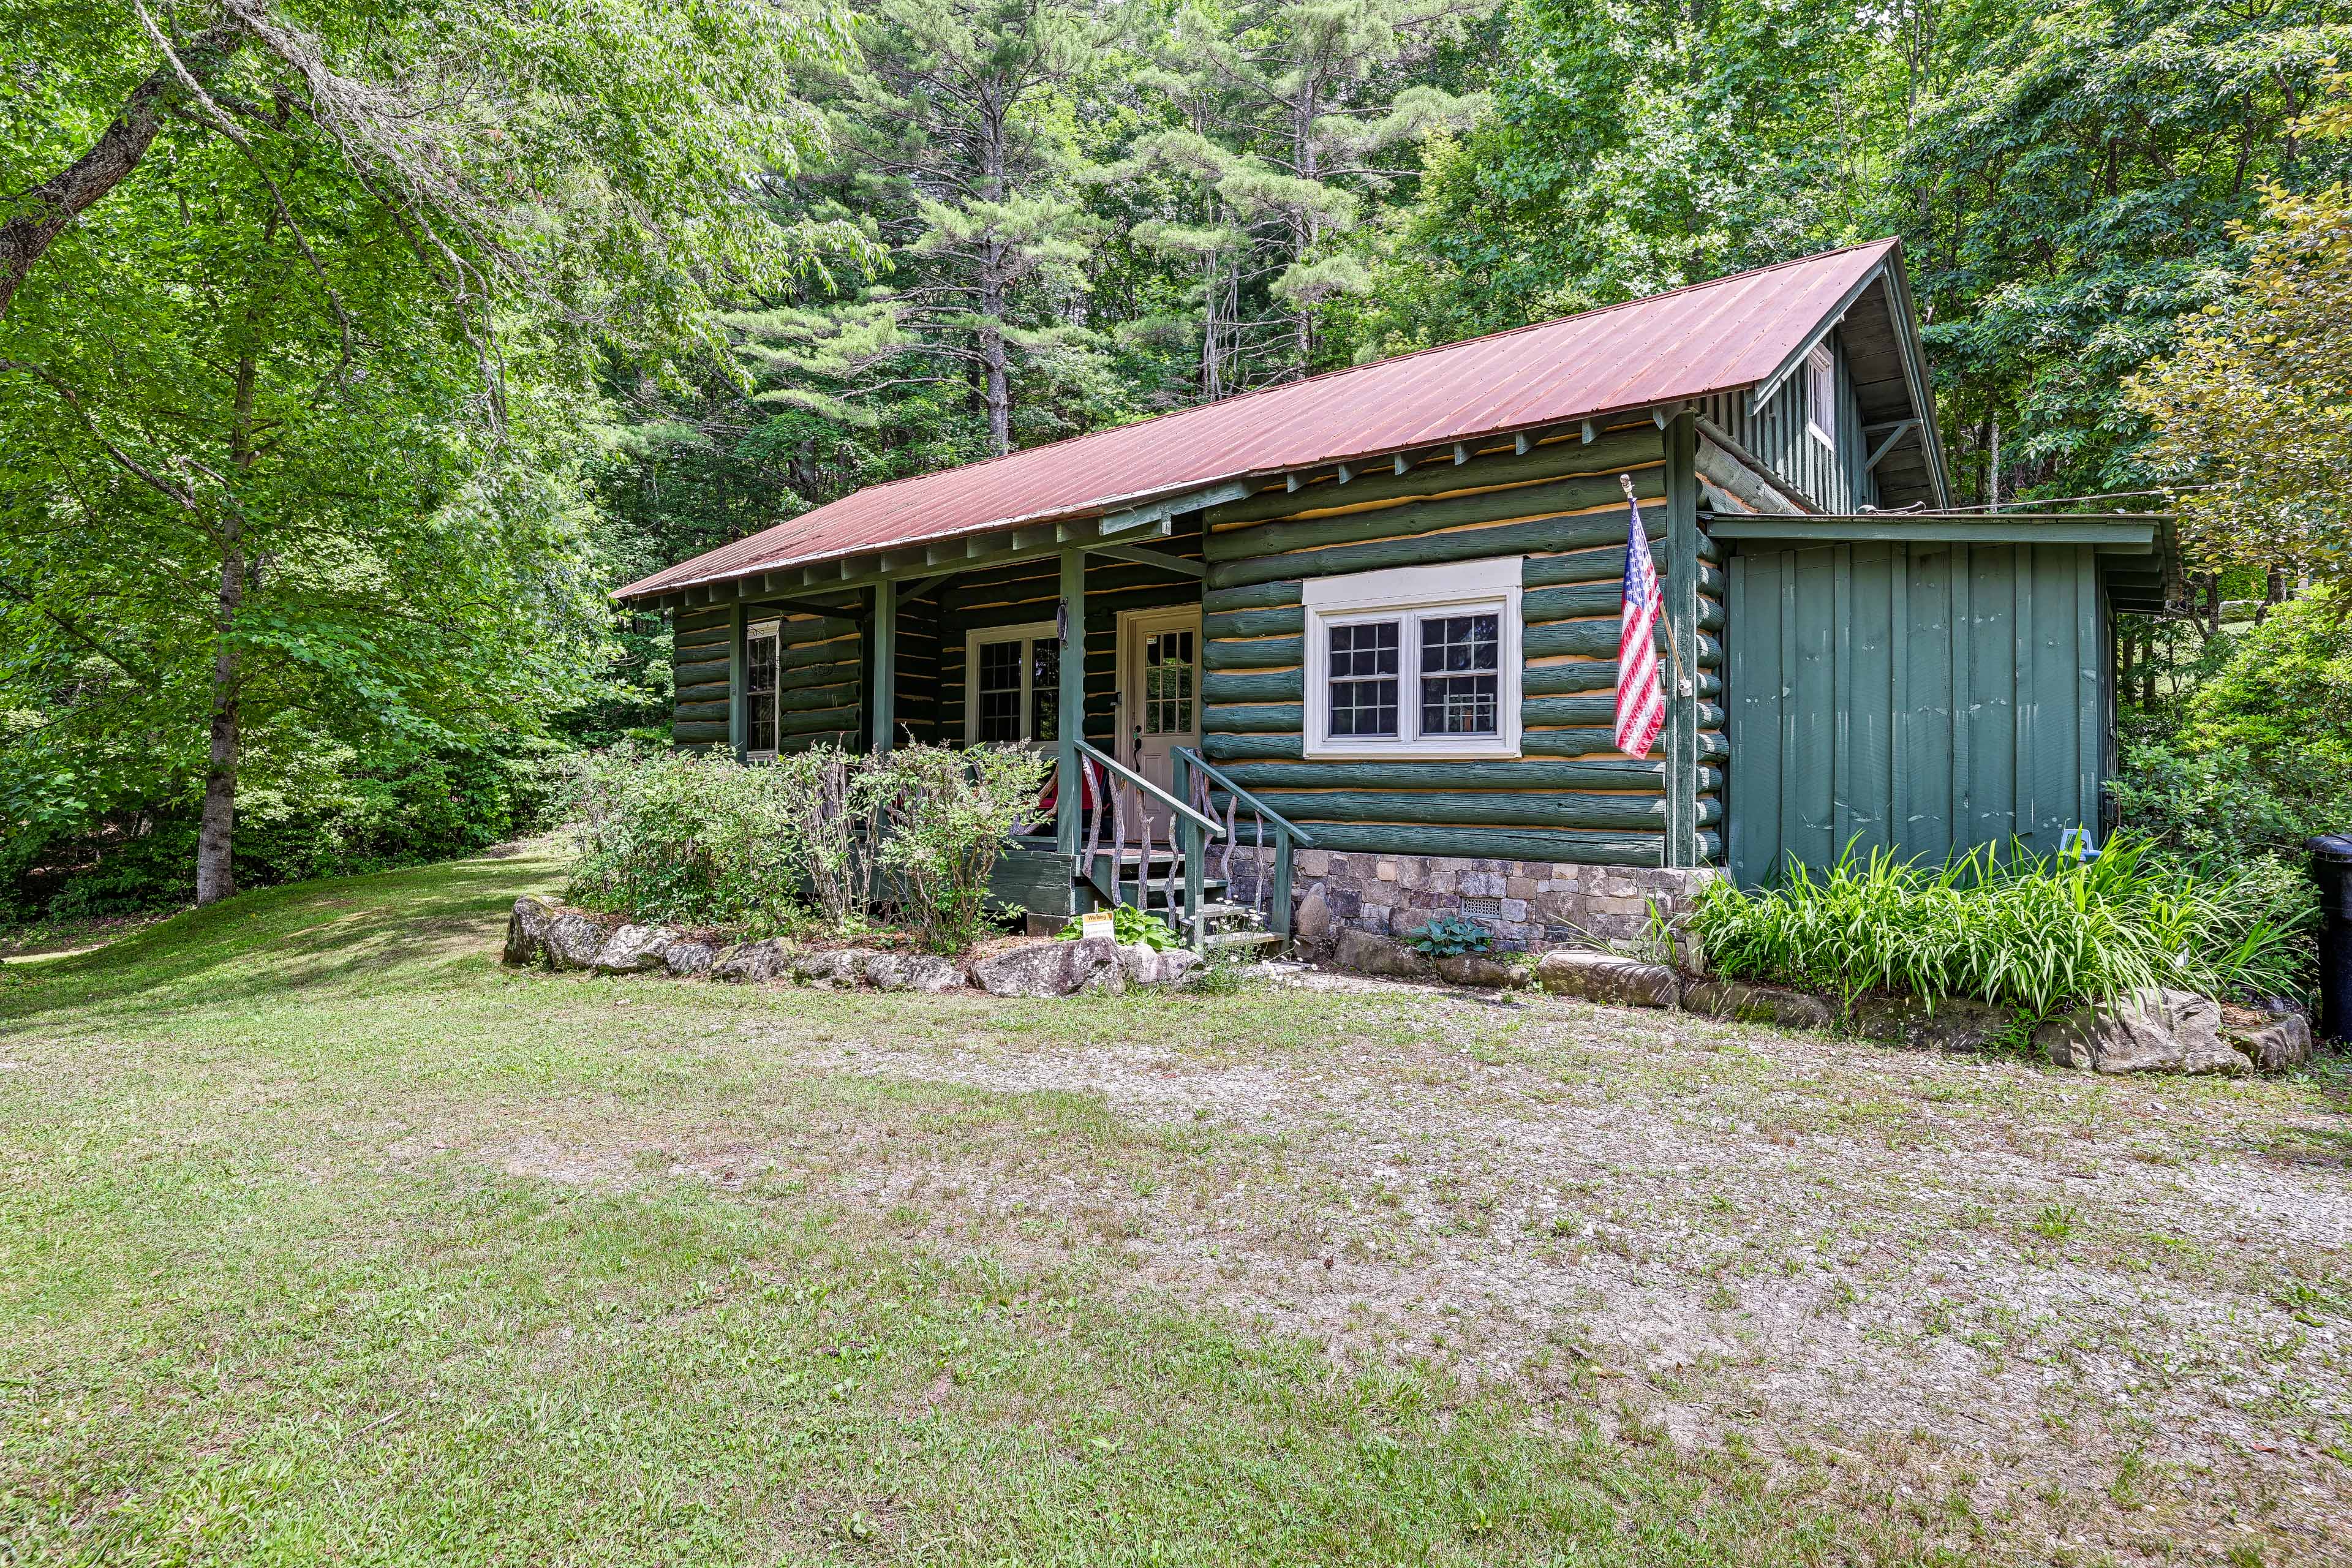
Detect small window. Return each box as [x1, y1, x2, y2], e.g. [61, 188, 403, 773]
[745, 619, 780, 758]
[1805, 342, 1836, 450]
[1303, 558, 1521, 759]
[965, 620, 1061, 746]
[1140, 628, 1194, 736]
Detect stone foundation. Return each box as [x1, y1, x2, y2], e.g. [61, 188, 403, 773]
[1222, 847, 1722, 953]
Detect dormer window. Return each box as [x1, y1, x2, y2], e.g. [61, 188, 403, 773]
[1805, 342, 1836, 450]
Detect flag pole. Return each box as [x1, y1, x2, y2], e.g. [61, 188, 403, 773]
[1621, 473, 1691, 698]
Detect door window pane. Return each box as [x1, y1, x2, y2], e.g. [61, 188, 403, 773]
[1420, 614, 1499, 735]
[976, 639, 1023, 742]
[1142, 629, 1194, 735]
[1328, 621, 1399, 737]
[1030, 637, 1060, 742]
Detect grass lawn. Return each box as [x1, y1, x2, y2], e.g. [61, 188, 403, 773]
[2, 845, 2345, 1565]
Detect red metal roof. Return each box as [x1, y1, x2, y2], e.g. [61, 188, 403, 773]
[619, 238, 1903, 601]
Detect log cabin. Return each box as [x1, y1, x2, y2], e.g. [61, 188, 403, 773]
[615, 239, 2169, 951]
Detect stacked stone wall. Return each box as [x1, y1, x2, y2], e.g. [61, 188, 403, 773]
[1223, 848, 1721, 952]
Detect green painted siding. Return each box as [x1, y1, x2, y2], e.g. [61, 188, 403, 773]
[671, 605, 733, 750]
[1725, 540, 2106, 884]
[1695, 330, 1873, 511]
[1197, 424, 1725, 869]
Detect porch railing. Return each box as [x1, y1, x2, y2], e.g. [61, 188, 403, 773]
[1172, 747, 1315, 946]
[1071, 738, 1224, 951]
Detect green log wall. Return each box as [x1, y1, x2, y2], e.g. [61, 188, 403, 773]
[671, 605, 734, 750]
[1198, 423, 1725, 869]
[1725, 540, 2106, 883]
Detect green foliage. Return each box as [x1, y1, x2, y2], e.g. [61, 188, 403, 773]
[564, 746, 816, 933]
[1409, 911, 1491, 957]
[1057, 903, 1179, 949]
[870, 744, 1053, 952]
[565, 741, 1046, 949]
[1692, 837, 2312, 1017]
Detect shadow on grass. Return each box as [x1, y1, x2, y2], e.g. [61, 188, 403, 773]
[0, 847, 567, 1023]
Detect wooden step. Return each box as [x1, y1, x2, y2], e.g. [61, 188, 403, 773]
[1204, 930, 1282, 957]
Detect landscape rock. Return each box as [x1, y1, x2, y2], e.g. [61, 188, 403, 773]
[710, 938, 788, 983]
[1684, 977, 1836, 1031]
[1849, 993, 2016, 1054]
[661, 940, 715, 978]
[1433, 953, 1525, 990]
[503, 894, 562, 967]
[1534, 948, 1679, 1009]
[2220, 1006, 2313, 1073]
[1293, 886, 1334, 945]
[543, 912, 611, 971]
[970, 937, 1123, 998]
[2036, 988, 2244, 1075]
[1333, 927, 1431, 979]
[1117, 942, 1203, 988]
[864, 951, 964, 993]
[593, 924, 680, 974]
[793, 948, 878, 986]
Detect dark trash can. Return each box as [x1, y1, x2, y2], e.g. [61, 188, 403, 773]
[2309, 834, 2352, 1044]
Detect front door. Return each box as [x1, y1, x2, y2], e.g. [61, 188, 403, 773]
[1117, 605, 1202, 839]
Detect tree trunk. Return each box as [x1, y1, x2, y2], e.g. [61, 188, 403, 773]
[194, 561, 243, 907]
[2202, 571, 2222, 639]
[0, 23, 243, 319]
[978, 105, 1012, 455]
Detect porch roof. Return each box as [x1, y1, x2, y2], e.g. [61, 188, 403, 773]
[620, 238, 1943, 608]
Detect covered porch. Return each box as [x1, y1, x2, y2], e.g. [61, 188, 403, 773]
[652, 488, 1298, 938]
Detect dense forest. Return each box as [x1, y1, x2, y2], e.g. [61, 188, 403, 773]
[4, 0, 2351, 920]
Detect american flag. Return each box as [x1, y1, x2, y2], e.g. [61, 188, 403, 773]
[1615, 481, 1665, 758]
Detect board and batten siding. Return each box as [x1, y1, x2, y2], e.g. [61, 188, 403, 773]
[1725, 540, 2106, 884]
[1199, 424, 1725, 869]
[1696, 330, 1873, 513]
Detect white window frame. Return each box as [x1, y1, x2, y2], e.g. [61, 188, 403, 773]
[1804, 342, 1836, 450]
[962, 619, 1061, 748]
[744, 617, 781, 761]
[1302, 557, 1522, 760]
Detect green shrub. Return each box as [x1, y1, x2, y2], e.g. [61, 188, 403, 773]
[1057, 903, 1178, 949]
[1691, 836, 2312, 1017]
[869, 743, 1050, 952]
[563, 745, 812, 933]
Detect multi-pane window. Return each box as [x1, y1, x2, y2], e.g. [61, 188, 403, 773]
[965, 620, 1061, 745]
[1302, 558, 1522, 758]
[1030, 637, 1061, 743]
[1805, 342, 1836, 450]
[745, 619, 780, 757]
[1419, 614, 1499, 735]
[1326, 621, 1398, 737]
[975, 639, 1023, 743]
[1140, 629, 1194, 736]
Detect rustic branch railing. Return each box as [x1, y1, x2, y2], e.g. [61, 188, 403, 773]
[1072, 738, 1223, 950]
[1172, 747, 1316, 947]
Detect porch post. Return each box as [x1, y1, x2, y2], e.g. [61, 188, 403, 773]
[870, 578, 896, 755]
[1056, 547, 1085, 857]
[1664, 409, 1700, 867]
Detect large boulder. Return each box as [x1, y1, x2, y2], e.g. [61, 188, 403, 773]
[710, 938, 788, 983]
[1684, 977, 1836, 1032]
[2036, 988, 2244, 1075]
[1294, 886, 1334, 945]
[594, 924, 680, 974]
[864, 951, 964, 993]
[2220, 1006, 2313, 1073]
[1534, 948, 1679, 1009]
[1117, 942, 1203, 988]
[543, 911, 611, 971]
[1849, 993, 2016, 1054]
[1333, 927, 1430, 979]
[1434, 953, 1525, 990]
[503, 894, 563, 967]
[970, 937, 1123, 997]
[662, 940, 716, 978]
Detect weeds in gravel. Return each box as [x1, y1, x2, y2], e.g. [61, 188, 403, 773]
[1691, 835, 2311, 1015]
